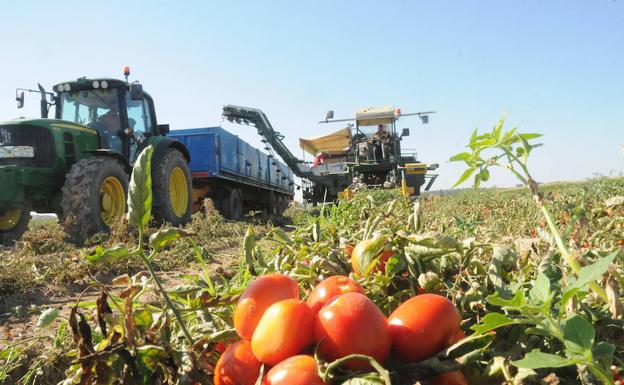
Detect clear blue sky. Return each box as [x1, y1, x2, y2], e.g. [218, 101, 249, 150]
[1, 0, 622, 191]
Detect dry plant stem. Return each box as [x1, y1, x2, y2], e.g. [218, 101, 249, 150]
[137, 230, 195, 345]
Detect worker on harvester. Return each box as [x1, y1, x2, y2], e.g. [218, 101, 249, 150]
[373, 124, 390, 160]
[313, 152, 327, 167]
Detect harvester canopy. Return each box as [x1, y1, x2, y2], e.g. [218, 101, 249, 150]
[355, 105, 396, 126]
[299, 127, 351, 156]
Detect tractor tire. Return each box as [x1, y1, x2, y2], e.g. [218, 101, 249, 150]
[0, 208, 31, 246]
[152, 149, 192, 226]
[60, 157, 128, 244]
[221, 189, 243, 220]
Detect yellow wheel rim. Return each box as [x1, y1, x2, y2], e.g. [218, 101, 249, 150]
[169, 167, 188, 217]
[100, 176, 125, 226]
[0, 209, 21, 231]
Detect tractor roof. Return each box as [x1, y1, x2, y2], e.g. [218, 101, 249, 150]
[52, 78, 127, 93]
[355, 105, 396, 126]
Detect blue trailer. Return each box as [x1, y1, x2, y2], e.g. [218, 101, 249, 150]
[168, 127, 294, 219]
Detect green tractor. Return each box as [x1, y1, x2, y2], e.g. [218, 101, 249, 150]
[0, 68, 192, 245]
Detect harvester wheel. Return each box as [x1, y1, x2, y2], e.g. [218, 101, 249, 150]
[0, 208, 31, 246]
[60, 157, 128, 243]
[152, 149, 192, 226]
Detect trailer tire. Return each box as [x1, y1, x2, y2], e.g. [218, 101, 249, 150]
[222, 189, 243, 220]
[60, 157, 128, 244]
[152, 149, 193, 226]
[0, 208, 31, 246]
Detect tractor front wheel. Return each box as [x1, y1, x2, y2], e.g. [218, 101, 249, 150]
[152, 149, 192, 226]
[0, 208, 31, 245]
[60, 157, 128, 243]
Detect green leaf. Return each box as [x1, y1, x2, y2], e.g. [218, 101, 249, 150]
[449, 152, 472, 162]
[571, 251, 619, 289]
[492, 115, 505, 141]
[136, 345, 168, 372]
[127, 145, 154, 231]
[559, 287, 579, 313]
[487, 290, 526, 308]
[445, 332, 496, 359]
[83, 244, 130, 263]
[518, 133, 543, 140]
[592, 342, 615, 367]
[149, 227, 194, 250]
[563, 315, 595, 354]
[37, 308, 60, 328]
[471, 313, 517, 334]
[512, 350, 575, 369]
[452, 167, 475, 188]
[529, 273, 551, 305]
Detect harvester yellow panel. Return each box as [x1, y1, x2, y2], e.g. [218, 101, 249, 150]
[405, 162, 427, 175]
[299, 127, 351, 156]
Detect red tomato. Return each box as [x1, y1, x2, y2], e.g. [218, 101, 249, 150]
[314, 292, 391, 371]
[432, 371, 468, 385]
[252, 299, 314, 365]
[263, 355, 326, 385]
[214, 342, 228, 354]
[342, 244, 354, 257]
[306, 275, 365, 314]
[388, 294, 461, 362]
[214, 341, 261, 385]
[351, 239, 393, 277]
[234, 274, 299, 340]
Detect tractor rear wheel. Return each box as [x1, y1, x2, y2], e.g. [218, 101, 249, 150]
[60, 157, 128, 243]
[0, 208, 31, 245]
[152, 149, 192, 226]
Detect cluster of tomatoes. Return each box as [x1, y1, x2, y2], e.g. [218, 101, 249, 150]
[213, 272, 468, 385]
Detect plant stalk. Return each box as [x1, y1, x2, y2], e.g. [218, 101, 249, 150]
[139, 249, 194, 345]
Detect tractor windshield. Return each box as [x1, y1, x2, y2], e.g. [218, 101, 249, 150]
[59, 89, 123, 152]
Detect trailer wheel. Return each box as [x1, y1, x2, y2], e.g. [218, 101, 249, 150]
[60, 157, 128, 243]
[266, 191, 279, 217]
[0, 208, 31, 245]
[152, 149, 193, 226]
[223, 189, 243, 221]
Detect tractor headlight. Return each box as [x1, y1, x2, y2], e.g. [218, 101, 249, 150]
[100, 80, 108, 89]
[0, 146, 35, 158]
[63, 83, 71, 91]
[92, 80, 100, 88]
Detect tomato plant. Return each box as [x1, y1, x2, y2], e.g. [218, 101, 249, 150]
[214, 341, 261, 385]
[314, 292, 391, 371]
[306, 275, 364, 314]
[263, 355, 326, 385]
[234, 273, 299, 340]
[251, 299, 314, 365]
[388, 294, 461, 362]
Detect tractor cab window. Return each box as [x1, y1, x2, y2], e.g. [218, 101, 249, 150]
[59, 89, 123, 153]
[124, 94, 150, 139]
[125, 93, 152, 161]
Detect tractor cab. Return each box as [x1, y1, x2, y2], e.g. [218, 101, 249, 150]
[52, 72, 166, 162]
